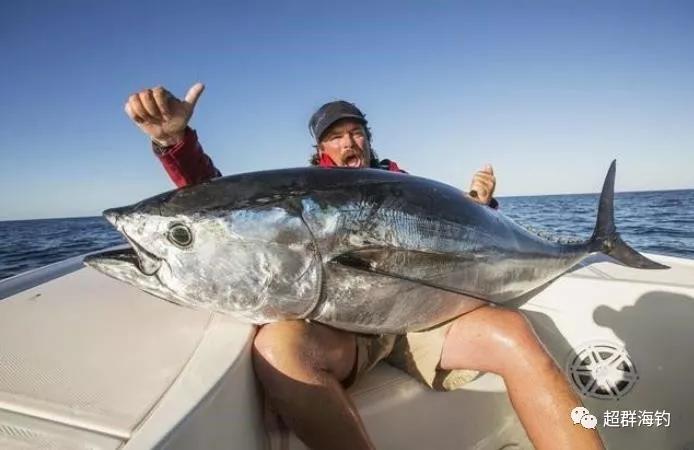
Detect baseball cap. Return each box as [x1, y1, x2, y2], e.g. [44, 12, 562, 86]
[308, 100, 367, 142]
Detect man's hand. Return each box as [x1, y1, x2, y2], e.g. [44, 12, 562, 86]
[125, 83, 205, 147]
[468, 164, 496, 205]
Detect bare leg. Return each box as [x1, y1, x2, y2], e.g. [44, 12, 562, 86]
[440, 306, 604, 450]
[253, 320, 375, 450]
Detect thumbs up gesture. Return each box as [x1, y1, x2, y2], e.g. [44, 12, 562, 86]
[125, 83, 205, 147]
[468, 164, 496, 206]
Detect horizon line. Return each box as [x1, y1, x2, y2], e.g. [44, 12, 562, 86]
[1, 187, 691, 223]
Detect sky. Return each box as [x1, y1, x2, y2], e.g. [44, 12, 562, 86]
[1, 0, 692, 220]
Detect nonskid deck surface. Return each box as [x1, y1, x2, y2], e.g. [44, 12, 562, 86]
[0, 252, 692, 449]
[0, 263, 260, 449]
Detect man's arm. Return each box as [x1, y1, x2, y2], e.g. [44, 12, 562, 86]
[153, 127, 221, 188]
[125, 83, 219, 188]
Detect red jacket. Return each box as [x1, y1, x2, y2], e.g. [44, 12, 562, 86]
[154, 127, 497, 208]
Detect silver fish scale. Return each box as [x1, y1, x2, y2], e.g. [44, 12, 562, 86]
[296, 192, 581, 332]
[87, 166, 654, 335]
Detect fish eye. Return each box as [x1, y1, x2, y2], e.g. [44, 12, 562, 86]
[168, 223, 193, 248]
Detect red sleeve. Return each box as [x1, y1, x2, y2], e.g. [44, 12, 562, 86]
[154, 127, 221, 188]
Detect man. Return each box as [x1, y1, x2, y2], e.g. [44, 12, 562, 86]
[125, 83, 604, 450]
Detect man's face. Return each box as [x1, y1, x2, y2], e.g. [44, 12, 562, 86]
[318, 119, 371, 168]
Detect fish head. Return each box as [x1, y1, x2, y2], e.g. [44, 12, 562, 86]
[85, 184, 320, 317]
[84, 201, 215, 307]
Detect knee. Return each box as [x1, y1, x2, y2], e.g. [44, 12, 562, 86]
[488, 309, 555, 369]
[252, 320, 309, 376]
[252, 320, 355, 386]
[491, 309, 536, 346]
[442, 307, 558, 376]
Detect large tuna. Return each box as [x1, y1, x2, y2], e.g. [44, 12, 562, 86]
[85, 161, 666, 334]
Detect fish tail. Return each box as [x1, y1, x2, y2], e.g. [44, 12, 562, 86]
[588, 160, 668, 269]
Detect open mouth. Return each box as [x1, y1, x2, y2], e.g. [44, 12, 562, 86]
[85, 239, 161, 277]
[84, 246, 138, 267]
[344, 154, 363, 168]
[84, 245, 172, 302]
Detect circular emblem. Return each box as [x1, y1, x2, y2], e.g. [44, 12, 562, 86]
[566, 341, 638, 400]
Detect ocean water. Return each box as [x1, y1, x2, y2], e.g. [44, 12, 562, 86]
[0, 189, 692, 281]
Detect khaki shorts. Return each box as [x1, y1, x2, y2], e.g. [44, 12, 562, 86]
[345, 321, 480, 392]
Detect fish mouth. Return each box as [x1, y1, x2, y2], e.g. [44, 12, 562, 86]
[84, 246, 143, 282]
[84, 246, 139, 268]
[84, 246, 174, 303]
[84, 242, 161, 277]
